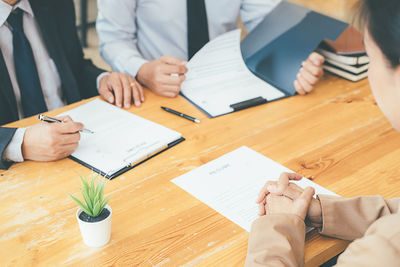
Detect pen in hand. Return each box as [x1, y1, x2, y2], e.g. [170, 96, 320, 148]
[38, 114, 95, 134]
[161, 106, 200, 123]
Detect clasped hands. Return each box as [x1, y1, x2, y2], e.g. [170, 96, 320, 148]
[256, 172, 323, 227]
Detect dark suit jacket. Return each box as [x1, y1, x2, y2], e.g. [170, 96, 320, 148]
[0, 0, 104, 169]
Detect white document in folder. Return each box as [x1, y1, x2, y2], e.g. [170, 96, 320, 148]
[172, 146, 337, 232]
[181, 29, 285, 117]
[61, 99, 182, 176]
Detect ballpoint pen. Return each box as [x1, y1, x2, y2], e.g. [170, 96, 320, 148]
[38, 114, 95, 134]
[161, 106, 200, 123]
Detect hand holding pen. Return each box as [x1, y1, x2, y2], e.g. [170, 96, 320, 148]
[20, 115, 88, 162]
[38, 115, 94, 134]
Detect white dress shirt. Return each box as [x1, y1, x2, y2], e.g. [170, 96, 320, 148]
[97, 0, 280, 77]
[0, 0, 104, 163]
[0, 0, 65, 119]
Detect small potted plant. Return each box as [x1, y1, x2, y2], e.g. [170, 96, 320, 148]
[70, 174, 112, 247]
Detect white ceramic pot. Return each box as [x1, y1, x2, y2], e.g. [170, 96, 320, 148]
[76, 205, 112, 247]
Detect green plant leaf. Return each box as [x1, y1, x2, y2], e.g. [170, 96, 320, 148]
[71, 174, 110, 218]
[100, 196, 111, 212]
[80, 176, 89, 192]
[81, 187, 93, 211]
[89, 176, 96, 200]
[92, 201, 101, 217]
[96, 180, 104, 203]
[70, 194, 93, 217]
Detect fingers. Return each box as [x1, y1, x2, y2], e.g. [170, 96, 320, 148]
[256, 173, 302, 204]
[56, 121, 84, 134]
[309, 52, 325, 65]
[131, 77, 145, 102]
[111, 76, 123, 108]
[258, 200, 266, 216]
[294, 80, 306, 95]
[276, 172, 302, 194]
[61, 132, 81, 145]
[282, 184, 303, 200]
[296, 72, 314, 94]
[295, 186, 315, 219]
[58, 142, 80, 158]
[302, 59, 324, 77]
[100, 73, 145, 108]
[156, 85, 180, 97]
[161, 74, 186, 86]
[131, 82, 141, 107]
[162, 64, 188, 75]
[162, 91, 180, 98]
[120, 74, 132, 108]
[294, 52, 324, 95]
[256, 181, 276, 203]
[99, 86, 115, 104]
[300, 66, 320, 86]
[57, 115, 73, 123]
[160, 56, 186, 66]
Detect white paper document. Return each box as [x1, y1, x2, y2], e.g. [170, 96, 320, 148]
[181, 29, 285, 117]
[61, 99, 182, 177]
[172, 146, 337, 232]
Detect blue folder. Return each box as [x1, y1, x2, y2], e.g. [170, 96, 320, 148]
[241, 1, 348, 96]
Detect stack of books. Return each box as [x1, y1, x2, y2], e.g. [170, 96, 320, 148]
[316, 26, 369, 82]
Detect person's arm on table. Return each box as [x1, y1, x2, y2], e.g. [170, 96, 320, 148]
[96, 0, 187, 98]
[257, 173, 400, 241]
[317, 194, 400, 240]
[58, 0, 143, 108]
[245, 185, 315, 267]
[0, 127, 18, 169]
[259, 173, 400, 266]
[0, 116, 85, 169]
[333, 213, 400, 266]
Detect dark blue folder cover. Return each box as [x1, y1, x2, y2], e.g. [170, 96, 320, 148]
[241, 1, 348, 96]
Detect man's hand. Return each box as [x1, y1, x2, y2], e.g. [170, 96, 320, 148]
[294, 52, 325, 95]
[256, 172, 323, 226]
[137, 56, 187, 97]
[21, 116, 83, 162]
[98, 72, 144, 108]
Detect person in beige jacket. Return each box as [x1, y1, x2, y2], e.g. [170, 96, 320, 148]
[245, 0, 400, 266]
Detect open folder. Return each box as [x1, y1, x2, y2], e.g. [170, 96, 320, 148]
[181, 1, 347, 118]
[60, 99, 184, 179]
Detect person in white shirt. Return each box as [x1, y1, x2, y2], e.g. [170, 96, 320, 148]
[0, 0, 144, 169]
[97, 0, 325, 97]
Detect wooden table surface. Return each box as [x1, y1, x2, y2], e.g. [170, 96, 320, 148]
[2, 72, 400, 266]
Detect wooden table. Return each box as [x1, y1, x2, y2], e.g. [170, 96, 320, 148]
[2, 73, 400, 266]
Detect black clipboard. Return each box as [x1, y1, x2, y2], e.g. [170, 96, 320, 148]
[69, 137, 185, 180]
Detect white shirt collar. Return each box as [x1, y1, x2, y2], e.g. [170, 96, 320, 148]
[0, 0, 34, 27]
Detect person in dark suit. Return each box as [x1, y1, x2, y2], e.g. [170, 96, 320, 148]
[0, 0, 145, 169]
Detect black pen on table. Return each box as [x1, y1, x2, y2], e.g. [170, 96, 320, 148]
[38, 114, 95, 134]
[161, 106, 200, 123]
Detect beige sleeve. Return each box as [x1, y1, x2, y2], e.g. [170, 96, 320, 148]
[245, 214, 306, 267]
[335, 214, 400, 266]
[317, 195, 400, 240]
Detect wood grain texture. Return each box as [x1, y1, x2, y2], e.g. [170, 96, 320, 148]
[1, 72, 400, 266]
[0, 1, 394, 265]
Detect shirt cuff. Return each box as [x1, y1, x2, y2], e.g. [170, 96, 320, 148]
[96, 72, 110, 89]
[3, 128, 26, 163]
[117, 57, 149, 78]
